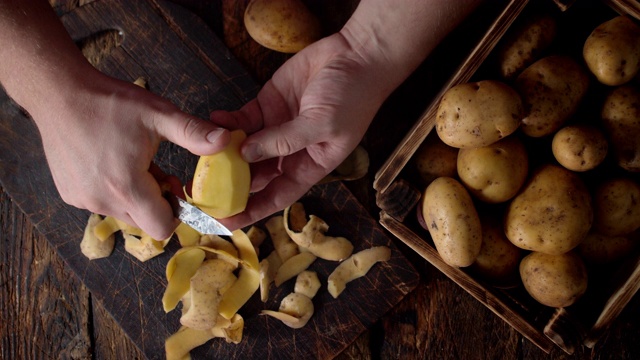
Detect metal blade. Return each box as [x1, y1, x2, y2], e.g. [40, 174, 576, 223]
[166, 193, 233, 236]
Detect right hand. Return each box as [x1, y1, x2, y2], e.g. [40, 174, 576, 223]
[33, 69, 230, 240]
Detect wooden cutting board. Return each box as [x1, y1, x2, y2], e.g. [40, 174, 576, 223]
[0, 0, 419, 359]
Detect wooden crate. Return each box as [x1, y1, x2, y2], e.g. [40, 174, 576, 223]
[374, 0, 640, 354]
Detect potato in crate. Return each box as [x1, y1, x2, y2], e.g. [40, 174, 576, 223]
[374, 0, 640, 354]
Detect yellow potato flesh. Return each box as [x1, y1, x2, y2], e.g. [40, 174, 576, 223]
[218, 229, 260, 319]
[80, 213, 115, 260]
[180, 259, 236, 330]
[191, 129, 250, 219]
[162, 248, 206, 312]
[274, 252, 317, 287]
[165, 326, 215, 360]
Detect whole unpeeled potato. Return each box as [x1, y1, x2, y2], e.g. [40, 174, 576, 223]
[551, 124, 608, 172]
[435, 80, 523, 149]
[515, 55, 590, 138]
[244, 0, 322, 53]
[601, 85, 640, 172]
[497, 13, 557, 80]
[593, 177, 640, 236]
[472, 215, 523, 287]
[519, 251, 588, 308]
[583, 15, 640, 86]
[504, 164, 593, 255]
[412, 132, 459, 186]
[457, 135, 529, 203]
[577, 232, 637, 265]
[421, 177, 482, 267]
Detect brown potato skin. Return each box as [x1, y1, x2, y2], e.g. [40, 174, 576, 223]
[471, 215, 523, 287]
[583, 15, 640, 86]
[435, 80, 523, 149]
[519, 251, 588, 308]
[593, 177, 640, 236]
[244, 0, 321, 53]
[576, 232, 636, 265]
[601, 85, 640, 172]
[421, 177, 482, 268]
[551, 125, 608, 172]
[413, 133, 458, 187]
[498, 13, 557, 80]
[515, 55, 590, 138]
[457, 136, 529, 203]
[504, 164, 593, 255]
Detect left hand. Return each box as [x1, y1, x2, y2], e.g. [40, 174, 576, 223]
[209, 33, 388, 230]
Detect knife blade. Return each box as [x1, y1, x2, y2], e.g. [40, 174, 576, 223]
[165, 193, 233, 236]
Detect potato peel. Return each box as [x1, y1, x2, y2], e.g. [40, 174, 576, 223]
[163, 247, 206, 312]
[328, 246, 391, 298]
[274, 252, 317, 287]
[80, 213, 115, 260]
[217, 229, 261, 319]
[180, 259, 236, 330]
[261, 292, 314, 329]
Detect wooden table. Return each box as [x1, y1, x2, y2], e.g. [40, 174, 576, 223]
[2, 1, 640, 359]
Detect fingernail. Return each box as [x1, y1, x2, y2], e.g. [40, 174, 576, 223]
[243, 142, 263, 162]
[206, 129, 225, 143]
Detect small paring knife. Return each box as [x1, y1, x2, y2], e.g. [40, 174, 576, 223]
[165, 193, 233, 236]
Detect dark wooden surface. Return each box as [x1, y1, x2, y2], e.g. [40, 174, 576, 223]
[2, 1, 640, 359]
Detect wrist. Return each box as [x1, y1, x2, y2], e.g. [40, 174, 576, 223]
[339, 0, 482, 97]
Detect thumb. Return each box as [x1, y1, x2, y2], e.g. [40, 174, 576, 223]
[154, 112, 231, 156]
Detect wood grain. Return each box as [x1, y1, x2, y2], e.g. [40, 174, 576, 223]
[0, 188, 92, 360]
[0, 1, 417, 359]
[4, 1, 640, 359]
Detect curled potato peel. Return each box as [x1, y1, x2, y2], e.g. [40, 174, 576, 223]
[80, 213, 115, 260]
[284, 202, 354, 261]
[180, 259, 236, 330]
[261, 292, 314, 329]
[217, 230, 260, 319]
[265, 215, 299, 262]
[274, 252, 317, 287]
[163, 247, 206, 312]
[328, 246, 391, 298]
[294, 271, 321, 299]
[123, 233, 168, 262]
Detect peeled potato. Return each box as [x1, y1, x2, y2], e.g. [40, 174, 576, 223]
[191, 129, 250, 219]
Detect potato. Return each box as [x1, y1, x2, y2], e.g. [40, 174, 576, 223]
[504, 164, 593, 255]
[435, 80, 523, 149]
[576, 232, 636, 265]
[583, 15, 640, 86]
[593, 177, 640, 236]
[457, 136, 528, 203]
[497, 13, 557, 80]
[519, 251, 588, 308]
[412, 132, 458, 186]
[601, 85, 640, 172]
[244, 0, 322, 53]
[471, 215, 523, 287]
[192, 129, 250, 218]
[551, 124, 608, 172]
[515, 55, 590, 137]
[420, 177, 482, 267]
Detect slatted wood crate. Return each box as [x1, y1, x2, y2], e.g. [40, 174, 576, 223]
[374, 0, 640, 354]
